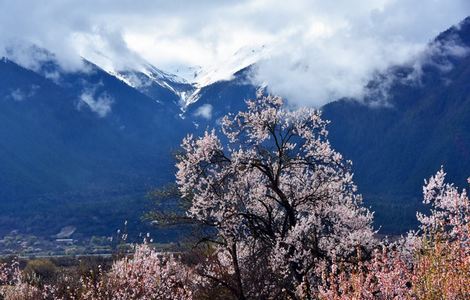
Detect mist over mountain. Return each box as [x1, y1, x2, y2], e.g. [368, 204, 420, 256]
[0, 17, 469, 241]
[322, 17, 470, 231]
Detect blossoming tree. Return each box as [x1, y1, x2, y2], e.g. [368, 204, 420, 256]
[176, 92, 375, 298]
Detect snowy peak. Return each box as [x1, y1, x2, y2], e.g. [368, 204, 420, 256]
[2, 42, 267, 111]
[115, 63, 189, 88]
[105, 45, 269, 110]
[169, 65, 203, 83]
[192, 45, 270, 88]
[82, 50, 196, 109]
[173, 45, 270, 108]
[82, 49, 188, 87]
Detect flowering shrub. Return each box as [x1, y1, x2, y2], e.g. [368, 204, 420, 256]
[412, 169, 469, 299]
[318, 169, 469, 300]
[0, 245, 199, 300]
[0, 260, 57, 300]
[412, 233, 470, 299]
[81, 244, 199, 300]
[318, 246, 414, 299]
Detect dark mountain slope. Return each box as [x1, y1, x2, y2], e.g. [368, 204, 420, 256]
[185, 67, 257, 131]
[0, 58, 191, 237]
[322, 17, 470, 232]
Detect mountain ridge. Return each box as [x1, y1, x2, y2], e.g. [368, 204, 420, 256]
[0, 17, 469, 239]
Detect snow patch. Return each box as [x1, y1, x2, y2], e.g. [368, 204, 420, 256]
[193, 45, 270, 87]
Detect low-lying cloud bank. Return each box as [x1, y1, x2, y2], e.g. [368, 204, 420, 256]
[251, 1, 470, 107]
[0, 0, 469, 107]
[78, 86, 114, 118]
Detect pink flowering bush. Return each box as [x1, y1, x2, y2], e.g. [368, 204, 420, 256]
[318, 169, 469, 300]
[0, 260, 59, 300]
[81, 244, 199, 300]
[412, 169, 469, 299]
[0, 244, 199, 300]
[318, 246, 414, 299]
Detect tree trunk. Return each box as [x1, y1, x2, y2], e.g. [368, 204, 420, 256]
[231, 242, 246, 300]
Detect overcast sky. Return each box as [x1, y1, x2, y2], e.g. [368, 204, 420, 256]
[1, 0, 469, 105]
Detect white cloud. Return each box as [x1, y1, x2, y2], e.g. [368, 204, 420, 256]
[193, 104, 213, 120]
[8, 85, 39, 101]
[78, 90, 114, 118]
[9, 89, 26, 101]
[251, 0, 470, 106]
[0, 0, 469, 106]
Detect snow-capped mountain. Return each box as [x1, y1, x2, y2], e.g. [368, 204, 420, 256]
[81, 44, 269, 110]
[193, 45, 270, 88]
[113, 66, 195, 110]
[1, 17, 468, 240]
[169, 65, 203, 83]
[180, 45, 271, 107]
[80, 49, 195, 110]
